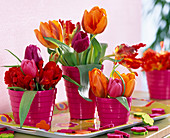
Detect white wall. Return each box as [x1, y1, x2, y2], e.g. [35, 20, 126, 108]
[0, 0, 142, 113]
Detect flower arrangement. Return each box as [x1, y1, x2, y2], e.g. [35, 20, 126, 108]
[34, 6, 108, 99]
[141, 42, 170, 72]
[4, 44, 62, 128]
[88, 43, 146, 110]
[34, 6, 107, 66]
[4, 45, 62, 91]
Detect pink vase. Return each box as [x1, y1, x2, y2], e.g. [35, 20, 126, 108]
[96, 97, 132, 127]
[8, 89, 57, 127]
[146, 70, 170, 99]
[62, 65, 96, 119]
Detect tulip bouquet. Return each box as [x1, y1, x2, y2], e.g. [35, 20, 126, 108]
[4, 45, 62, 91]
[89, 42, 146, 110]
[34, 6, 107, 66]
[4, 44, 63, 128]
[34, 6, 108, 99]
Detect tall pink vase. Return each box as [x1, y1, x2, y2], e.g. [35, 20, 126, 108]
[146, 70, 170, 99]
[8, 89, 57, 127]
[96, 97, 132, 127]
[62, 66, 96, 119]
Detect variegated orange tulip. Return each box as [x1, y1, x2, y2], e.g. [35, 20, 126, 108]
[89, 68, 108, 98]
[34, 20, 63, 49]
[82, 6, 107, 34]
[113, 71, 136, 97]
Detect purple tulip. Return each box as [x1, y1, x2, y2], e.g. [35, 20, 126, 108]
[24, 44, 42, 64]
[21, 59, 38, 78]
[71, 31, 89, 53]
[107, 78, 123, 98]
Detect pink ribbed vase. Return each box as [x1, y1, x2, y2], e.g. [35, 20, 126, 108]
[146, 70, 170, 99]
[96, 97, 132, 127]
[62, 65, 96, 119]
[8, 89, 57, 127]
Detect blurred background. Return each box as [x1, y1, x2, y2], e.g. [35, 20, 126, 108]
[0, 0, 169, 113]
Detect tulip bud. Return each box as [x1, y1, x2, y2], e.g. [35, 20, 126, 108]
[24, 44, 43, 65]
[21, 59, 38, 78]
[72, 31, 89, 53]
[49, 52, 59, 63]
[107, 78, 122, 98]
[82, 6, 107, 34]
[89, 68, 108, 98]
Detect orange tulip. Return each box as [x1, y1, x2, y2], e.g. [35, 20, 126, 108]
[34, 20, 63, 49]
[82, 6, 107, 34]
[89, 68, 108, 98]
[113, 71, 136, 97]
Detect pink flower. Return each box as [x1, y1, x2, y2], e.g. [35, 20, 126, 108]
[107, 78, 122, 98]
[21, 59, 38, 78]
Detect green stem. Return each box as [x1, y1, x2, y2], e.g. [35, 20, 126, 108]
[90, 34, 97, 41]
[110, 64, 119, 78]
[114, 71, 126, 96]
[76, 52, 79, 65]
[104, 53, 116, 57]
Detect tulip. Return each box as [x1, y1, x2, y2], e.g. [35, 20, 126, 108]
[82, 6, 107, 34]
[59, 20, 80, 46]
[71, 31, 89, 53]
[40, 61, 62, 90]
[21, 59, 38, 78]
[24, 44, 43, 65]
[115, 43, 146, 69]
[34, 20, 63, 49]
[113, 72, 136, 97]
[89, 68, 108, 98]
[107, 78, 123, 98]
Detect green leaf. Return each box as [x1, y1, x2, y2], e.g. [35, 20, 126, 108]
[80, 49, 90, 65]
[100, 57, 124, 63]
[77, 64, 101, 101]
[62, 75, 82, 88]
[44, 37, 72, 53]
[94, 43, 108, 64]
[7, 87, 26, 91]
[5, 49, 21, 63]
[115, 96, 129, 111]
[19, 91, 37, 128]
[100, 43, 108, 58]
[2, 65, 20, 67]
[62, 52, 77, 66]
[91, 37, 102, 64]
[91, 36, 102, 53]
[47, 48, 56, 54]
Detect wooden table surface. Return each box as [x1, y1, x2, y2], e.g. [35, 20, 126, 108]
[7, 91, 170, 138]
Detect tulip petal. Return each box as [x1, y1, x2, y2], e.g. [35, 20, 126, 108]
[39, 22, 53, 38]
[34, 29, 57, 49]
[50, 20, 63, 41]
[34, 29, 49, 47]
[124, 79, 136, 97]
[109, 83, 122, 98]
[94, 16, 107, 34]
[82, 10, 94, 34]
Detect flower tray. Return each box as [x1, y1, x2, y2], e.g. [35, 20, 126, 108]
[0, 99, 169, 138]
